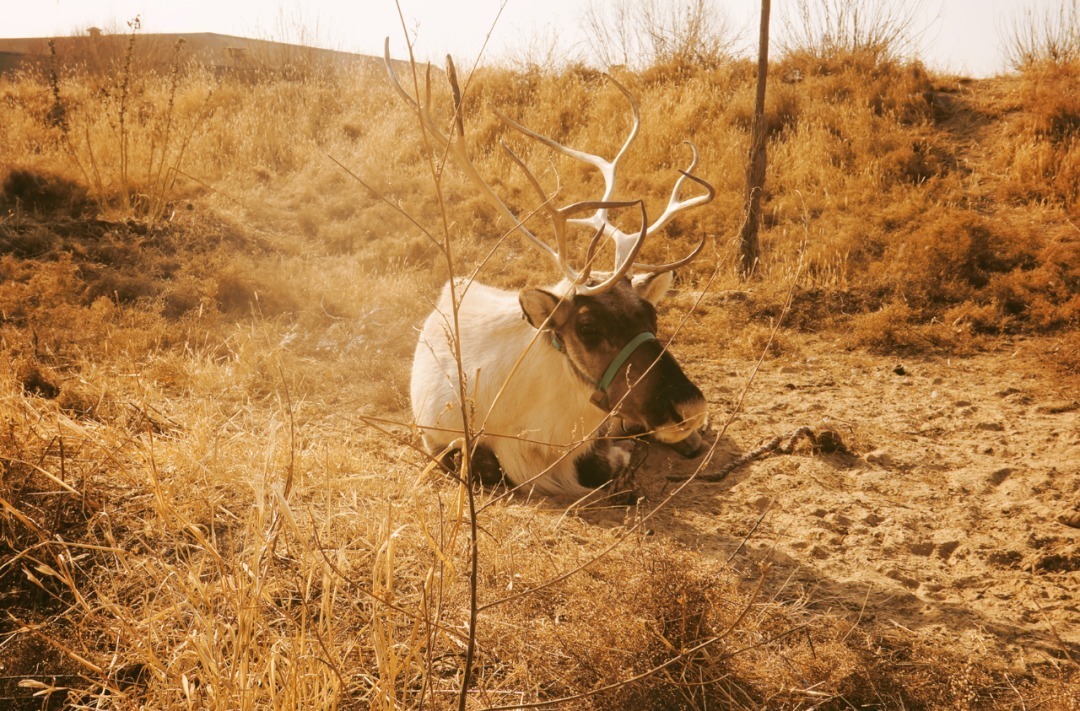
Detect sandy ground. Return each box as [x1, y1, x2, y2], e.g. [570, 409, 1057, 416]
[622, 335, 1079, 672]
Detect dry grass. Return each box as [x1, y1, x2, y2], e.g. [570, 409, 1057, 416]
[0, 20, 1078, 710]
[1005, 0, 1080, 69]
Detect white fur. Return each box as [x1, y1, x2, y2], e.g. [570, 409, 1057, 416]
[411, 279, 606, 498]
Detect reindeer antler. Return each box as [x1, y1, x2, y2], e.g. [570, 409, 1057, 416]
[383, 40, 572, 280]
[383, 40, 714, 295]
[497, 75, 715, 287]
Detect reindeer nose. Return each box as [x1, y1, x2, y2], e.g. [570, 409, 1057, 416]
[660, 397, 708, 456]
[650, 391, 707, 447]
[668, 428, 704, 458]
[676, 396, 708, 434]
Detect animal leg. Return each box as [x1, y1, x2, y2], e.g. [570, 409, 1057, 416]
[575, 439, 646, 501]
[439, 443, 506, 487]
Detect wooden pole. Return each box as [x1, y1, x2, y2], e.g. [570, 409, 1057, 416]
[739, 0, 771, 278]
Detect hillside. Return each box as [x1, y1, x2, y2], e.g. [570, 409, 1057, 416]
[0, 38, 1078, 708]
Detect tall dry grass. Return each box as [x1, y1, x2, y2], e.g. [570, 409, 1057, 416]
[581, 0, 736, 70]
[778, 0, 933, 66]
[1005, 0, 1080, 68]
[1, 16, 1078, 709]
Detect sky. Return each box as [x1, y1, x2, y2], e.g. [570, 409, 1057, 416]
[2, 1, 1061, 77]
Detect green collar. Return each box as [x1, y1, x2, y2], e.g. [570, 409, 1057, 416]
[597, 332, 657, 393]
[549, 330, 658, 409]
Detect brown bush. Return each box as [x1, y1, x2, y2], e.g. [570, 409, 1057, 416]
[1, 167, 90, 217]
[997, 62, 1080, 208]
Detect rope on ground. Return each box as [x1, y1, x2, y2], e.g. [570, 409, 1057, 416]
[670, 426, 846, 483]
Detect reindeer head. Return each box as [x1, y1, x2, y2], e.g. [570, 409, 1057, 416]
[520, 270, 707, 449]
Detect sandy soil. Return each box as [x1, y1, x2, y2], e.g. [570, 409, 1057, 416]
[625, 336, 1079, 672]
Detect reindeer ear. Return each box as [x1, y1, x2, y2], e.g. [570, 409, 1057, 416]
[632, 271, 675, 304]
[519, 289, 567, 330]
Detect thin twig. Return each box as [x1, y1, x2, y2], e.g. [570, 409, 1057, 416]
[726, 500, 771, 564]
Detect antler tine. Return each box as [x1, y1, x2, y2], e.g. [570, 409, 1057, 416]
[573, 200, 649, 296]
[495, 107, 631, 204]
[495, 74, 640, 163]
[495, 73, 641, 229]
[560, 198, 643, 286]
[501, 139, 645, 288]
[383, 39, 448, 149]
[383, 39, 564, 273]
[643, 142, 715, 236]
[632, 145, 716, 272]
[567, 143, 714, 277]
[632, 229, 708, 273]
[499, 140, 580, 282]
[578, 223, 609, 287]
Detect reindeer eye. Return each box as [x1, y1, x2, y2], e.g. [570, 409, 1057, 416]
[576, 322, 600, 342]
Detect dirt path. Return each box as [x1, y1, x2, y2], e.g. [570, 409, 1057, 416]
[631, 337, 1079, 671]
[927, 75, 1034, 209]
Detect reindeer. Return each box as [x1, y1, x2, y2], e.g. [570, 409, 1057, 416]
[385, 43, 715, 499]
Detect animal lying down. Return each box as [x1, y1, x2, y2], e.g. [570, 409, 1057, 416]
[411, 271, 708, 499]
[384, 42, 713, 498]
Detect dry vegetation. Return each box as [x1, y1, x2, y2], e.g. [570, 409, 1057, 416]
[0, 11, 1078, 710]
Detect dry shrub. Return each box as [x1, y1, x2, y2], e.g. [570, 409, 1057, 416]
[1005, 0, 1080, 68]
[999, 61, 1080, 208]
[12, 357, 61, 399]
[30, 30, 205, 219]
[581, 0, 735, 71]
[1, 167, 90, 217]
[160, 280, 204, 318]
[983, 237, 1080, 332]
[883, 136, 949, 185]
[989, 60, 1080, 210]
[779, 52, 934, 124]
[213, 259, 299, 316]
[876, 211, 1020, 305]
[1027, 66, 1080, 142]
[479, 547, 751, 708]
[0, 223, 57, 258]
[739, 321, 799, 360]
[846, 207, 1080, 337]
[1005, 138, 1080, 209]
[84, 269, 161, 304]
[780, 0, 930, 60]
[843, 300, 962, 354]
[729, 80, 803, 138]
